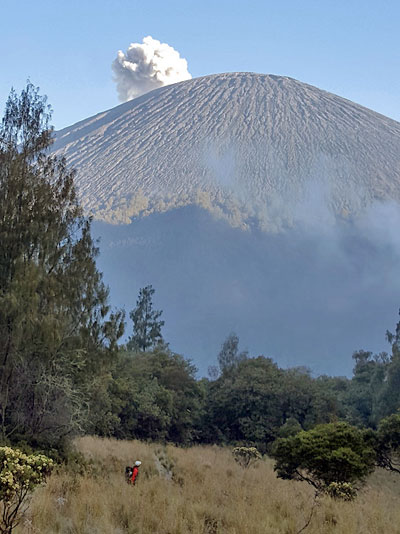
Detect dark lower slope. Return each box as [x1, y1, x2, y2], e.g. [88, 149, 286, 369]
[94, 206, 400, 376]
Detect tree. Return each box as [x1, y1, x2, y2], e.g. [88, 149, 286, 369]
[217, 332, 248, 373]
[205, 357, 285, 446]
[370, 413, 400, 474]
[208, 332, 248, 378]
[109, 348, 205, 443]
[344, 350, 388, 426]
[127, 285, 164, 352]
[204, 356, 339, 448]
[0, 82, 124, 446]
[277, 417, 302, 439]
[271, 422, 376, 499]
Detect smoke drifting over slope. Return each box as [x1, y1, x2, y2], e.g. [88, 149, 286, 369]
[93, 202, 400, 377]
[112, 36, 191, 101]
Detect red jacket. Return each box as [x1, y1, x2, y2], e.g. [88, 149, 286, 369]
[131, 466, 139, 484]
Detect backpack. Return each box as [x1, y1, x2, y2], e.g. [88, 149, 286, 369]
[125, 466, 133, 483]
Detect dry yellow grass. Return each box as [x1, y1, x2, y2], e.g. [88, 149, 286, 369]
[17, 436, 400, 534]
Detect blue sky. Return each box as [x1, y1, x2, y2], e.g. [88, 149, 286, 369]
[1, 0, 399, 130]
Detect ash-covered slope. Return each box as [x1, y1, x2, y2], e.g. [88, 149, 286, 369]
[54, 73, 400, 228]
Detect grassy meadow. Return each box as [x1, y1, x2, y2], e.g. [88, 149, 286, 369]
[19, 436, 400, 534]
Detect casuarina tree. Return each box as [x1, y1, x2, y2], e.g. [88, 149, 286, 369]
[0, 82, 124, 446]
[127, 285, 165, 352]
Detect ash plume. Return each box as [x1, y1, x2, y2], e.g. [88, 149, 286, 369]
[112, 36, 191, 102]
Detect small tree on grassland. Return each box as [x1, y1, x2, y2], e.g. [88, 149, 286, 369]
[127, 286, 165, 352]
[0, 446, 53, 533]
[271, 422, 376, 500]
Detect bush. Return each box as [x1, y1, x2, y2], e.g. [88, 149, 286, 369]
[326, 481, 357, 501]
[232, 446, 261, 468]
[0, 446, 53, 533]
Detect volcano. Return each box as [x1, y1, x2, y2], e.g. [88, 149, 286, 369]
[53, 73, 400, 375]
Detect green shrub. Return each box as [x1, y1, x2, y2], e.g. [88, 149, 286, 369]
[0, 446, 54, 533]
[326, 481, 357, 501]
[271, 422, 375, 498]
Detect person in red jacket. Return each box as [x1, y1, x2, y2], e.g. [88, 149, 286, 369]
[131, 460, 141, 485]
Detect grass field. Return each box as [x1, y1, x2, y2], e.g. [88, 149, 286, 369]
[18, 436, 400, 533]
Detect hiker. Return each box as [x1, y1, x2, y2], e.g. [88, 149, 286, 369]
[130, 460, 141, 485]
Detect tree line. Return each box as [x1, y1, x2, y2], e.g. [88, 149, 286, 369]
[2, 83, 400, 462]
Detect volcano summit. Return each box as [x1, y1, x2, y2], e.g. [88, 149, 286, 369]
[54, 72, 400, 229]
[54, 73, 400, 375]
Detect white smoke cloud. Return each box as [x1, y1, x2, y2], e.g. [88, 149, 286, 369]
[112, 36, 192, 102]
